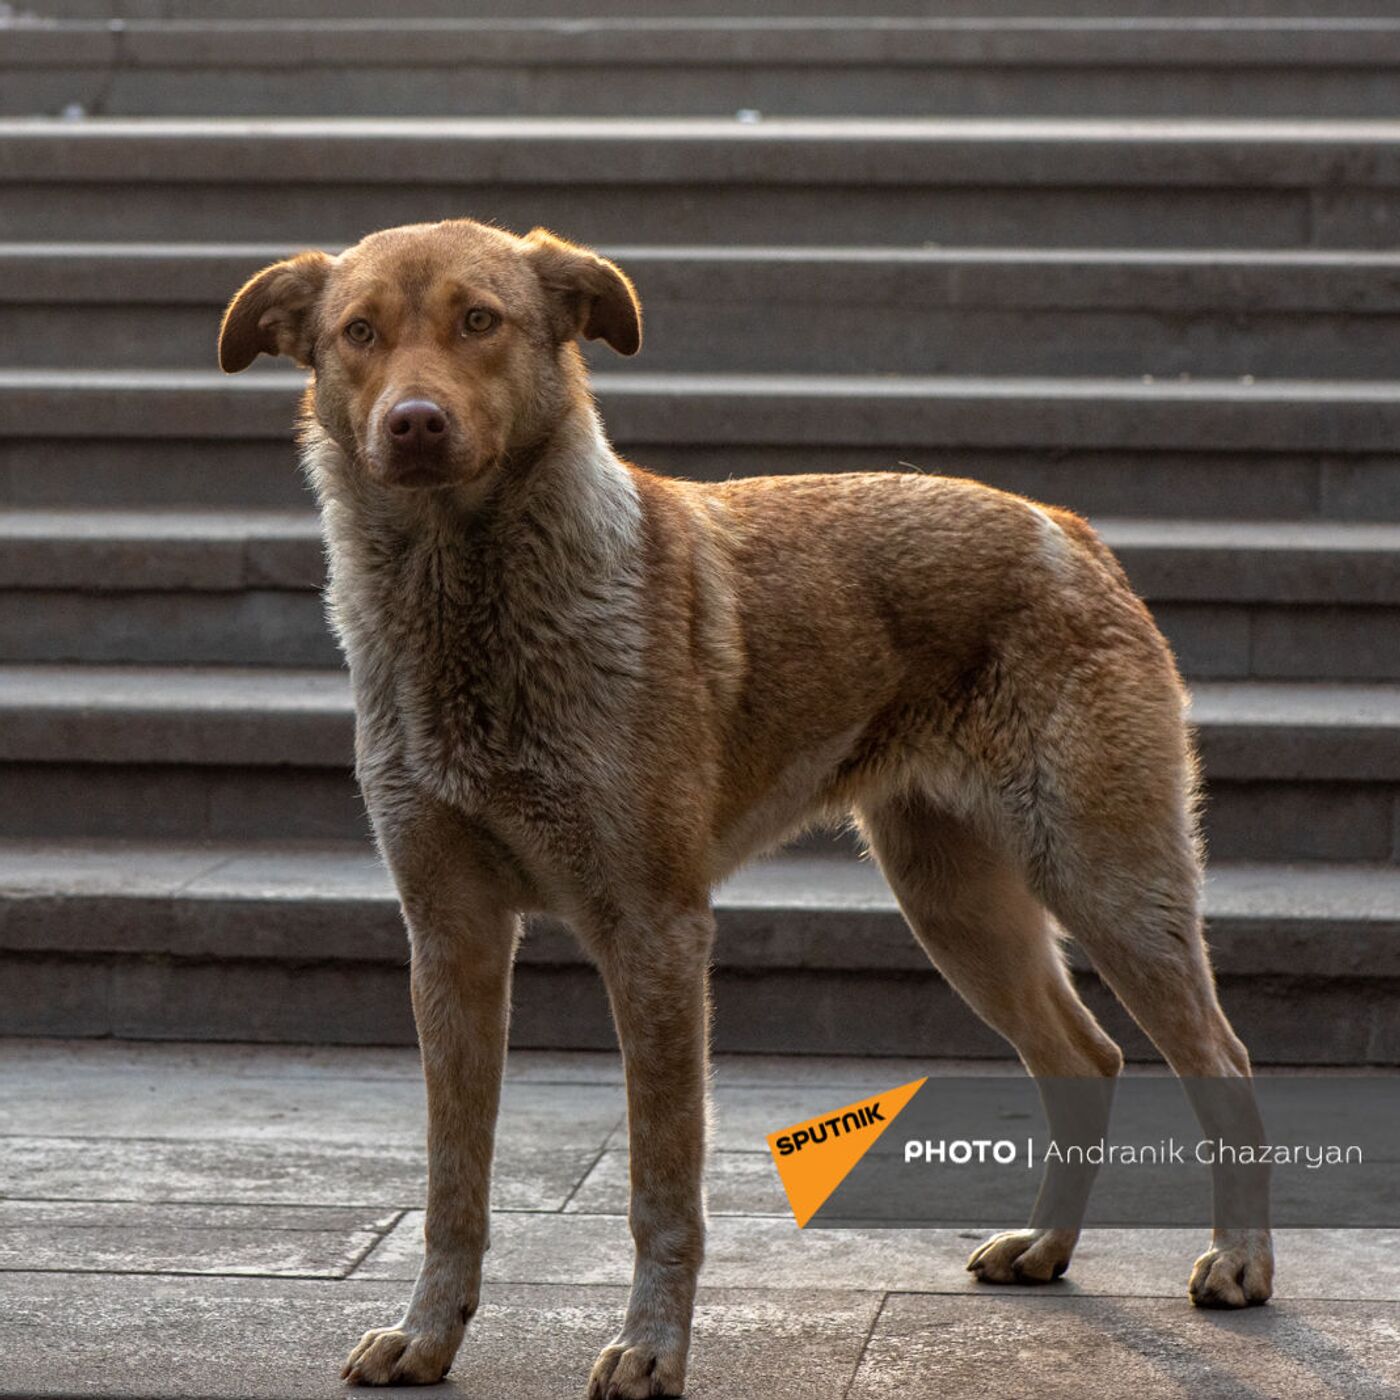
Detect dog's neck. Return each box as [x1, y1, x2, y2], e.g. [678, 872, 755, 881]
[304, 395, 646, 710]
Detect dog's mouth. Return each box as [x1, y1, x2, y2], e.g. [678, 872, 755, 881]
[364, 438, 483, 491]
[376, 456, 459, 490]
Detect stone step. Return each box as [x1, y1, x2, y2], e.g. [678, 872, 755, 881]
[2, 369, 1397, 522]
[9, 18, 1400, 119]
[3, 116, 1400, 246]
[6, 510, 1400, 681]
[19, 1, 1400, 18]
[2, 839, 1395, 1062]
[7, 242, 1400, 378]
[0, 665, 1397, 864]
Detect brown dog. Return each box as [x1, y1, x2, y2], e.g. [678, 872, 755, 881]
[219, 218, 1273, 1396]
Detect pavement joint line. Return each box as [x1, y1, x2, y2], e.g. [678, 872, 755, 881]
[0, 1193, 428, 1211]
[0, 1193, 793, 1216]
[1, 1262, 1393, 1305]
[555, 1122, 625, 1215]
[339, 1210, 405, 1280]
[0, 1071, 446, 1086]
[843, 1291, 889, 1400]
[0, 1266, 352, 1279]
[0, 1131, 418, 1146]
[2, 1223, 398, 1236]
[602, 1148, 774, 1158]
[0, 1044, 1013, 1076]
[345, 1231, 401, 1279]
[463, 1275, 1308, 1302]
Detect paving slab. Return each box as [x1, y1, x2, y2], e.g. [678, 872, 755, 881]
[0, 1134, 431, 1210]
[0, 1035, 1007, 1088]
[0, 1273, 880, 1400]
[0, 1036, 549, 1083]
[0, 1200, 395, 1233]
[0, 1135, 581, 1214]
[570, 1148, 787, 1217]
[679, 1075, 1387, 1152]
[0, 1068, 622, 1150]
[356, 1210, 1400, 1304]
[699, 1081, 952, 1153]
[0, 1061, 621, 1211]
[0, 1041, 1395, 1396]
[848, 1294, 1400, 1399]
[0, 1200, 394, 1278]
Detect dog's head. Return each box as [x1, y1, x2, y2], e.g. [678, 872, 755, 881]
[218, 219, 641, 490]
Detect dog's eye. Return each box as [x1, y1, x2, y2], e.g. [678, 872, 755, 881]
[463, 308, 498, 335]
[344, 319, 374, 346]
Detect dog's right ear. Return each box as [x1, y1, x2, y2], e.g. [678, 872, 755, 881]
[218, 251, 333, 373]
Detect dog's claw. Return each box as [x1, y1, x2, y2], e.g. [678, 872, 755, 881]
[967, 1228, 1077, 1285]
[1189, 1233, 1274, 1309]
[587, 1336, 686, 1399]
[341, 1326, 454, 1387]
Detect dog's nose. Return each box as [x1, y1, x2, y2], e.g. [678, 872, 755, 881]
[385, 399, 448, 449]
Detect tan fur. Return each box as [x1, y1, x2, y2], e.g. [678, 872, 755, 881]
[220, 218, 1273, 1397]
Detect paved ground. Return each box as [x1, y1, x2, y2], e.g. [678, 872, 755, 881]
[1, 1040, 1398, 1399]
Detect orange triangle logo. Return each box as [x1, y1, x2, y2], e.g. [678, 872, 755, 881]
[766, 1078, 926, 1227]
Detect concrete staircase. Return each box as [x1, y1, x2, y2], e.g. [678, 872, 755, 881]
[8, 17, 1400, 119]
[2, 2, 1397, 1063]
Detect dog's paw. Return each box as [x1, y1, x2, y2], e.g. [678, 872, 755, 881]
[586, 1332, 687, 1399]
[341, 1325, 456, 1386]
[966, 1228, 1075, 1285]
[1189, 1230, 1273, 1309]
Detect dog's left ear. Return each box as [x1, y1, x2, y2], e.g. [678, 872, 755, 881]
[524, 228, 642, 357]
[219, 250, 333, 373]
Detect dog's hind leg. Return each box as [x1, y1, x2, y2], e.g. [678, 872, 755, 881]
[990, 637, 1276, 1308]
[859, 794, 1123, 1286]
[586, 902, 714, 1400]
[1034, 791, 1274, 1309]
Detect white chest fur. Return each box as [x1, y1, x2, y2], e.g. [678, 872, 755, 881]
[305, 419, 647, 815]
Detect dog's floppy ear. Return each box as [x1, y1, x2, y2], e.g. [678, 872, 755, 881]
[218, 250, 333, 373]
[523, 228, 642, 357]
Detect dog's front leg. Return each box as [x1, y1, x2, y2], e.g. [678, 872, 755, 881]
[344, 846, 518, 1387]
[588, 906, 714, 1400]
